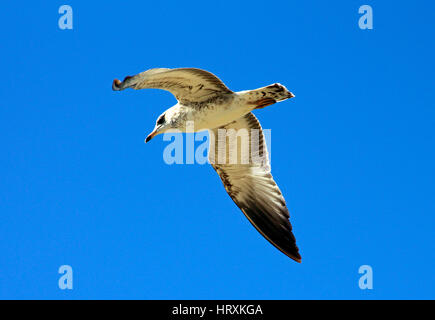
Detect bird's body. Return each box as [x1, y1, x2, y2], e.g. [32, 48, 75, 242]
[113, 68, 301, 262]
[159, 91, 268, 132]
[158, 95, 236, 132]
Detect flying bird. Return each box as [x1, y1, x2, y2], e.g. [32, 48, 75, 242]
[112, 68, 301, 262]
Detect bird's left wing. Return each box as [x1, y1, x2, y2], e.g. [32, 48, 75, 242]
[112, 68, 233, 104]
[208, 112, 301, 262]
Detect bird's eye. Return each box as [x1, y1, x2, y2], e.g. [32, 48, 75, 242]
[157, 114, 165, 125]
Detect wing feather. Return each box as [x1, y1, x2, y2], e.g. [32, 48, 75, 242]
[112, 67, 232, 104]
[208, 112, 301, 262]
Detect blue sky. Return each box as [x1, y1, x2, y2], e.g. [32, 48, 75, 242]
[0, 1, 434, 299]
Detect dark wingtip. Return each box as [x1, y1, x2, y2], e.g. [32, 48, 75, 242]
[112, 79, 122, 91]
[285, 249, 301, 263]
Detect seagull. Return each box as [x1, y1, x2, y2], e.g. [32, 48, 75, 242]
[112, 68, 301, 262]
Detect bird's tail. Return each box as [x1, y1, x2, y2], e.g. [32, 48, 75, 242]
[241, 83, 295, 109]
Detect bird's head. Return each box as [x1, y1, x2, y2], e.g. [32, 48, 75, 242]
[145, 111, 176, 143]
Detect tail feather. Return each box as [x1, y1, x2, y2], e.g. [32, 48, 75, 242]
[254, 97, 277, 109]
[243, 83, 295, 109]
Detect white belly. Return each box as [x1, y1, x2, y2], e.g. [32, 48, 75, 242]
[185, 94, 252, 131]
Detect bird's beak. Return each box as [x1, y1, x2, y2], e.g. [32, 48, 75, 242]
[145, 130, 158, 143]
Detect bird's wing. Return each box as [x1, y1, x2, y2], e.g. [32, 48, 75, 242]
[208, 112, 301, 262]
[112, 68, 233, 104]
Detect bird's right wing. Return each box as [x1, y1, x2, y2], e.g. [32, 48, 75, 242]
[112, 68, 233, 104]
[208, 112, 301, 262]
